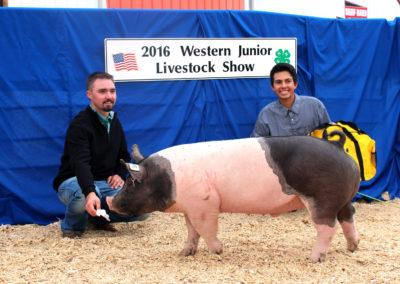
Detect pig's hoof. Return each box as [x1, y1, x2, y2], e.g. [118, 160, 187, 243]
[212, 248, 223, 255]
[208, 240, 223, 255]
[310, 253, 326, 263]
[347, 239, 360, 252]
[179, 248, 197, 257]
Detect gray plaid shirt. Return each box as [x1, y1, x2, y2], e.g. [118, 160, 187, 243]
[251, 94, 330, 137]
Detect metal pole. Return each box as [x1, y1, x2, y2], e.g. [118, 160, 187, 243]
[248, 0, 254, 10]
[98, 0, 107, 8]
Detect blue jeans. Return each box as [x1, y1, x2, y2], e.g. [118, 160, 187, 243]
[57, 177, 149, 233]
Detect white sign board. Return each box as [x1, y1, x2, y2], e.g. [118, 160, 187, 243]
[105, 38, 297, 82]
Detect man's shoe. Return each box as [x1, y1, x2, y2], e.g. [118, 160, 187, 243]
[62, 231, 82, 239]
[94, 223, 117, 232]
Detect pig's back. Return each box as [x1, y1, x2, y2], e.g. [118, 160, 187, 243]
[156, 138, 303, 215]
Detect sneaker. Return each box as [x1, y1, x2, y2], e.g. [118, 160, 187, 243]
[94, 223, 117, 232]
[62, 231, 82, 239]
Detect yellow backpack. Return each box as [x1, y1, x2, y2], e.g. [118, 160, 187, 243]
[309, 121, 377, 181]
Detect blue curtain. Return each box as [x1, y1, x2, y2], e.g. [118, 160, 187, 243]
[0, 8, 399, 225]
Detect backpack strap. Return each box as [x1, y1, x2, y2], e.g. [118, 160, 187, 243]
[337, 121, 366, 134]
[339, 126, 366, 181]
[322, 128, 328, 139]
[310, 122, 331, 133]
[309, 122, 331, 139]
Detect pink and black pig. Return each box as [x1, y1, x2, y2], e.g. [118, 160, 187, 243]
[107, 131, 360, 262]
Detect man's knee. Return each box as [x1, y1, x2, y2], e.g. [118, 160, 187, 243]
[58, 187, 86, 214]
[134, 213, 151, 221]
[68, 193, 87, 214]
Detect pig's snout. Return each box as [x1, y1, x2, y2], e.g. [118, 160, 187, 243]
[106, 196, 114, 211]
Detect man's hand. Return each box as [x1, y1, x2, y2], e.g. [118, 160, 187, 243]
[107, 174, 124, 189]
[86, 192, 101, 216]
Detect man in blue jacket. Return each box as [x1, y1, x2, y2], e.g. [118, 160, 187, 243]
[53, 71, 148, 238]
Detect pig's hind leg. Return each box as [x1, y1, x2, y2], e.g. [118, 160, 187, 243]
[303, 200, 339, 262]
[337, 202, 359, 252]
[310, 221, 338, 262]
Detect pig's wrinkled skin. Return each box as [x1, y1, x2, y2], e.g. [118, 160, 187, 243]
[107, 131, 360, 262]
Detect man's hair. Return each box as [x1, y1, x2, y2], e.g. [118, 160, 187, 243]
[270, 63, 297, 86]
[86, 72, 114, 90]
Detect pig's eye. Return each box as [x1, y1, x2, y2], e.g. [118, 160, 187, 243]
[124, 178, 135, 191]
[133, 180, 141, 188]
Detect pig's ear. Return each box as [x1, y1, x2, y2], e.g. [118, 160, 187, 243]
[120, 159, 146, 183]
[131, 144, 146, 163]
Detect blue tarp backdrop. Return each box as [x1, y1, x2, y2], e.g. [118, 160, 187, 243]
[0, 8, 399, 225]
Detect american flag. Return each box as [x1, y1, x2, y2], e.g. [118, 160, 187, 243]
[112, 53, 138, 71]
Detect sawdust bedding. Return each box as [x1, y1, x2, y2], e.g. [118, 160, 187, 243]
[1, 196, 399, 283]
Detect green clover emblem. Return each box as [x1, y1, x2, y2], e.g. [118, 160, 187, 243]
[274, 49, 291, 64]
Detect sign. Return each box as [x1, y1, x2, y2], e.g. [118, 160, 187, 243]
[345, 1, 368, 18]
[104, 38, 297, 82]
[345, 6, 367, 18]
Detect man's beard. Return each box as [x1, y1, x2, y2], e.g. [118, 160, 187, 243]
[102, 100, 114, 112]
[102, 105, 114, 112]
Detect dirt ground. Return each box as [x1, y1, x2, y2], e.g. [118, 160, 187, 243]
[1, 196, 400, 284]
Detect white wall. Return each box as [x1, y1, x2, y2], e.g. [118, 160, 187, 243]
[6, 0, 400, 19]
[249, 0, 342, 18]
[356, 0, 400, 20]
[7, 0, 107, 8]
[247, 0, 400, 20]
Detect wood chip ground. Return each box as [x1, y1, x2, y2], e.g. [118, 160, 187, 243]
[1, 196, 399, 283]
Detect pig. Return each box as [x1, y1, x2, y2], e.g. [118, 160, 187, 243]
[107, 130, 360, 262]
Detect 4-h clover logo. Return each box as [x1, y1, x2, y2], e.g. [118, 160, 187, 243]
[274, 49, 291, 64]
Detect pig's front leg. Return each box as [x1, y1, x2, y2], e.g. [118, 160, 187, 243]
[179, 214, 200, 256]
[187, 211, 222, 255]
